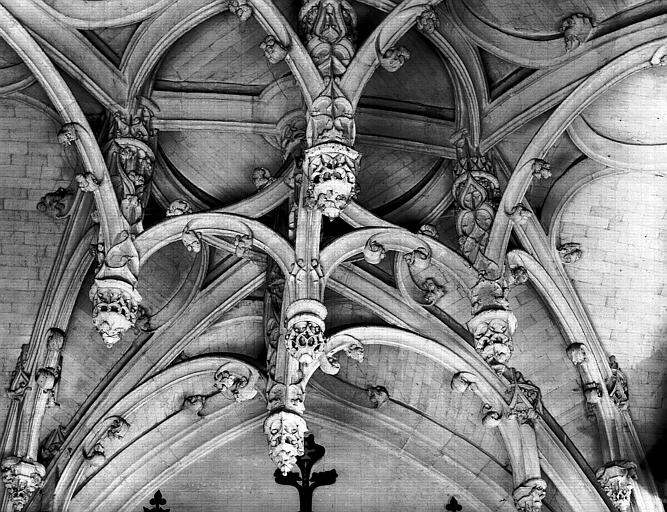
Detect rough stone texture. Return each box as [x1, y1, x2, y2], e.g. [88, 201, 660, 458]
[559, 172, 667, 456]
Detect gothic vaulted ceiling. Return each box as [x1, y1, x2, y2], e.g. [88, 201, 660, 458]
[0, 1, 665, 511]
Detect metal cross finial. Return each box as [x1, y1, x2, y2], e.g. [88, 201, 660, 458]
[446, 496, 462, 511]
[143, 490, 170, 512]
[274, 433, 337, 512]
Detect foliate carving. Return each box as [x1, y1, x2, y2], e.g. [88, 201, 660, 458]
[417, 224, 439, 239]
[214, 362, 259, 402]
[0, 457, 46, 511]
[509, 204, 531, 226]
[468, 309, 516, 374]
[363, 238, 386, 264]
[165, 199, 192, 217]
[8, 344, 30, 400]
[531, 159, 551, 179]
[304, 142, 360, 218]
[181, 227, 203, 253]
[506, 369, 542, 425]
[451, 372, 478, 394]
[37, 187, 74, 219]
[379, 46, 410, 72]
[260, 35, 288, 64]
[513, 478, 547, 512]
[606, 355, 629, 410]
[416, 6, 440, 34]
[252, 167, 276, 190]
[560, 14, 594, 52]
[299, 0, 357, 81]
[423, 278, 445, 305]
[595, 460, 637, 512]
[566, 342, 587, 365]
[264, 411, 307, 475]
[367, 385, 389, 408]
[75, 172, 100, 193]
[557, 242, 582, 264]
[451, 131, 500, 271]
[89, 279, 142, 348]
[307, 82, 355, 146]
[230, 0, 253, 21]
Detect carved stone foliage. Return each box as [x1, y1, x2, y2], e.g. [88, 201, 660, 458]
[367, 385, 389, 408]
[468, 309, 516, 374]
[8, 344, 30, 401]
[379, 46, 410, 72]
[165, 199, 192, 217]
[299, 0, 357, 81]
[37, 187, 74, 219]
[606, 355, 629, 410]
[90, 279, 142, 348]
[214, 362, 259, 402]
[450, 131, 500, 273]
[304, 142, 360, 219]
[252, 167, 276, 190]
[105, 108, 156, 235]
[506, 369, 542, 425]
[557, 242, 582, 264]
[416, 6, 440, 34]
[560, 13, 594, 52]
[264, 410, 308, 476]
[260, 35, 288, 64]
[1, 457, 46, 511]
[596, 461, 637, 512]
[513, 478, 547, 512]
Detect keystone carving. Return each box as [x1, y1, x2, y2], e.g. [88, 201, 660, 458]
[229, 0, 253, 21]
[558, 242, 582, 264]
[89, 279, 142, 348]
[8, 344, 30, 401]
[299, 0, 357, 81]
[606, 355, 629, 410]
[416, 6, 440, 34]
[165, 199, 192, 217]
[560, 13, 594, 52]
[379, 46, 411, 72]
[1, 457, 46, 511]
[304, 142, 360, 218]
[264, 410, 308, 476]
[367, 385, 389, 408]
[506, 369, 542, 425]
[260, 35, 288, 64]
[531, 159, 552, 179]
[595, 460, 637, 512]
[513, 478, 547, 512]
[252, 167, 276, 190]
[37, 187, 74, 219]
[214, 362, 259, 402]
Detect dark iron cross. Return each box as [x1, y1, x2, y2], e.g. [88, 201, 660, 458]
[446, 497, 463, 511]
[274, 433, 338, 512]
[144, 490, 170, 512]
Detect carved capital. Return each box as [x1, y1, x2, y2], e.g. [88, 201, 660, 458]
[513, 478, 547, 512]
[264, 410, 307, 475]
[214, 362, 258, 402]
[468, 309, 516, 374]
[596, 461, 637, 512]
[89, 279, 142, 348]
[165, 199, 192, 217]
[379, 45, 410, 72]
[284, 300, 327, 364]
[1, 457, 46, 511]
[304, 142, 361, 218]
[260, 35, 288, 64]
